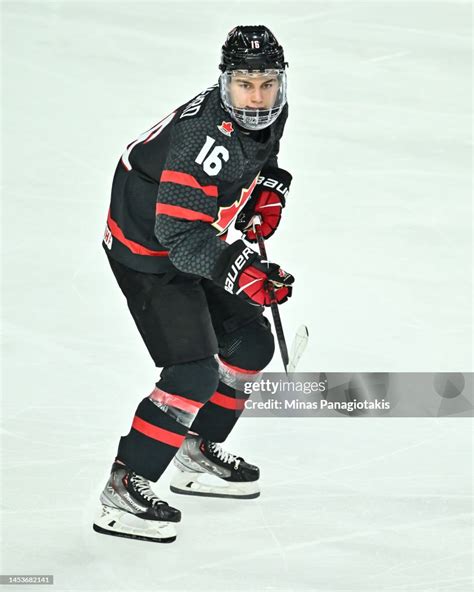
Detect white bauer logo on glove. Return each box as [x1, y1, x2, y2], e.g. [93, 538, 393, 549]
[224, 247, 254, 293]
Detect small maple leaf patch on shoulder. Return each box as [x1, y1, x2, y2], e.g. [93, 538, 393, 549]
[218, 121, 234, 137]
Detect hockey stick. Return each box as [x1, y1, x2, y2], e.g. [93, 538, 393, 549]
[253, 221, 290, 374]
[251, 218, 310, 373]
[287, 325, 310, 373]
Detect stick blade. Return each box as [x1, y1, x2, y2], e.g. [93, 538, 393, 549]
[288, 325, 309, 373]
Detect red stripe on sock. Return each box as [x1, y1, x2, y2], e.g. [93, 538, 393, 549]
[149, 388, 204, 414]
[219, 358, 261, 375]
[131, 416, 185, 447]
[210, 391, 246, 411]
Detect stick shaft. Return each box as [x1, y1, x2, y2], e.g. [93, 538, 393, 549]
[254, 225, 290, 373]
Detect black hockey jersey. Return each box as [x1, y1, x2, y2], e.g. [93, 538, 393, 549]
[102, 84, 288, 276]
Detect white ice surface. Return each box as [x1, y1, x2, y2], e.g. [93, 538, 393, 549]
[1, 1, 472, 591]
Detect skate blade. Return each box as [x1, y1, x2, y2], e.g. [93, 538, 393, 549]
[92, 505, 177, 543]
[169, 471, 260, 500]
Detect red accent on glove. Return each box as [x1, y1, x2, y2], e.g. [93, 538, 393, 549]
[238, 264, 292, 306]
[244, 190, 283, 242]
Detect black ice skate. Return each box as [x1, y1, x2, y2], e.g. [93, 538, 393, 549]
[170, 435, 260, 499]
[93, 462, 181, 543]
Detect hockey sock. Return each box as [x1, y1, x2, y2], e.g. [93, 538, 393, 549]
[189, 379, 249, 442]
[117, 397, 189, 481]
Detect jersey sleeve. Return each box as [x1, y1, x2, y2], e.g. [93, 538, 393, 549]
[154, 119, 228, 278]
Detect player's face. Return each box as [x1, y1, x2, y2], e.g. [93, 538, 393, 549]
[229, 74, 280, 110]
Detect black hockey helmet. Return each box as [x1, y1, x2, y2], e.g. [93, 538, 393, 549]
[219, 25, 288, 72]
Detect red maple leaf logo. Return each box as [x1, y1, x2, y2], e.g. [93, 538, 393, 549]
[218, 121, 234, 136]
[213, 175, 259, 232]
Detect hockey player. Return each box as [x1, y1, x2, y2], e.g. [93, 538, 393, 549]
[93, 25, 294, 543]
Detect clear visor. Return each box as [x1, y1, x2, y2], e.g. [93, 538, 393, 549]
[219, 69, 287, 131]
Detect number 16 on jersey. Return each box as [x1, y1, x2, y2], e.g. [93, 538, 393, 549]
[195, 136, 229, 176]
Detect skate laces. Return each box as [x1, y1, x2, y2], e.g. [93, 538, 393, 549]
[130, 474, 165, 506]
[208, 442, 241, 469]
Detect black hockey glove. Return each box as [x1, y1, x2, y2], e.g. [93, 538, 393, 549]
[235, 167, 292, 242]
[212, 240, 294, 306]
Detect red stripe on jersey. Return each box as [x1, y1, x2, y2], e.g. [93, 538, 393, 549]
[149, 387, 204, 414]
[160, 170, 218, 198]
[210, 391, 246, 411]
[107, 211, 168, 257]
[219, 358, 261, 375]
[131, 416, 185, 448]
[156, 203, 214, 223]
